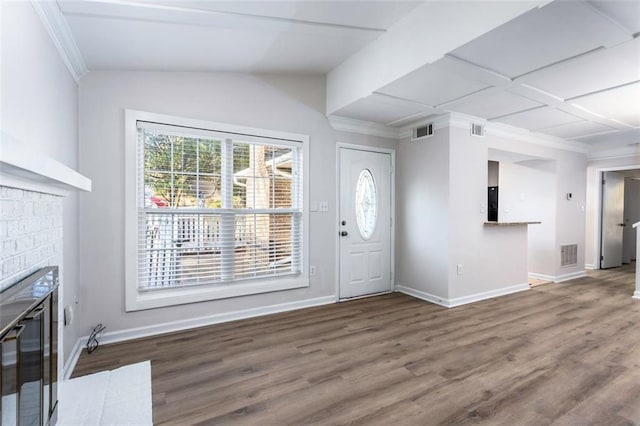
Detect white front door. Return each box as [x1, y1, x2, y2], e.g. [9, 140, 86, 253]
[339, 148, 392, 299]
[601, 171, 625, 268]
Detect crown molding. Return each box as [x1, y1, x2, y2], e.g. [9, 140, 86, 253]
[447, 112, 591, 154]
[587, 144, 640, 162]
[397, 112, 591, 153]
[328, 116, 400, 139]
[30, 0, 87, 83]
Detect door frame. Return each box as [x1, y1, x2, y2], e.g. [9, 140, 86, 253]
[592, 164, 640, 270]
[335, 143, 396, 301]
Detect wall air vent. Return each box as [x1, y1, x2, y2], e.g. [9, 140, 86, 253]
[470, 123, 485, 137]
[560, 244, 578, 268]
[411, 123, 433, 141]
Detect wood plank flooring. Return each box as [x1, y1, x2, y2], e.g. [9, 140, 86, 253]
[72, 264, 640, 425]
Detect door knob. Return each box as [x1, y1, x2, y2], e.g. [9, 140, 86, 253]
[340, 231, 348, 237]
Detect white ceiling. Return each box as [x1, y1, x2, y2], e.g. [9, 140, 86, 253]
[58, 0, 422, 73]
[333, 0, 640, 147]
[56, 0, 640, 149]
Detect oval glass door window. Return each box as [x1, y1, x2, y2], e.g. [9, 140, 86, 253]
[355, 169, 378, 240]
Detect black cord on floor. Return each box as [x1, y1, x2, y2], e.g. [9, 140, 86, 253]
[87, 323, 106, 354]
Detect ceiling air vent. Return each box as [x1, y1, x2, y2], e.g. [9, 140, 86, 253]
[412, 123, 433, 141]
[470, 123, 485, 137]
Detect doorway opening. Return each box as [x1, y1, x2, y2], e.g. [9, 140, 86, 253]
[599, 169, 640, 269]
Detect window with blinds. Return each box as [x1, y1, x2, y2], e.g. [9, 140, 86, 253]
[136, 121, 303, 291]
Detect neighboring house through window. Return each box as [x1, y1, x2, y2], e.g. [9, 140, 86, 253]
[125, 110, 309, 311]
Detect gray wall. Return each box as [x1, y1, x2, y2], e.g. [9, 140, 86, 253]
[78, 71, 398, 337]
[1, 1, 80, 366]
[396, 127, 451, 299]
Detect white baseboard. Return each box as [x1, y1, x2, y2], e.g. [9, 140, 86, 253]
[585, 264, 596, 270]
[63, 338, 84, 380]
[447, 283, 529, 307]
[633, 291, 640, 300]
[554, 270, 587, 283]
[395, 285, 449, 307]
[69, 295, 336, 367]
[529, 270, 587, 283]
[528, 273, 555, 282]
[396, 283, 529, 308]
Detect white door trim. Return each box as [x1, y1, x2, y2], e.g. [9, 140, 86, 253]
[592, 164, 640, 270]
[335, 143, 396, 301]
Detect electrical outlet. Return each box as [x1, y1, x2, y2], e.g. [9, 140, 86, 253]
[319, 201, 329, 212]
[456, 264, 463, 276]
[310, 265, 316, 276]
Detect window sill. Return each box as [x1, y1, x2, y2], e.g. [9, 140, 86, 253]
[125, 276, 309, 312]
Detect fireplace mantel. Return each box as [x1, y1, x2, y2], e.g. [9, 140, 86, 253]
[0, 132, 91, 196]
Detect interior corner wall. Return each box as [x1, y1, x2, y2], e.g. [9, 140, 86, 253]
[78, 71, 341, 336]
[395, 128, 450, 300]
[1, 1, 80, 366]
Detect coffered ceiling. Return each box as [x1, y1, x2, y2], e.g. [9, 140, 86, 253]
[332, 1, 640, 148]
[50, 0, 640, 150]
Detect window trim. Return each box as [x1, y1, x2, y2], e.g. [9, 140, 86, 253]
[125, 109, 310, 311]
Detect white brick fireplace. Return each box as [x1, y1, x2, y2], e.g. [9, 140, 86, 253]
[0, 186, 63, 291]
[1, 132, 92, 384]
[1, 133, 91, 289]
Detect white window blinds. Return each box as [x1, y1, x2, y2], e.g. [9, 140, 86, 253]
[136, 121, 303, 291]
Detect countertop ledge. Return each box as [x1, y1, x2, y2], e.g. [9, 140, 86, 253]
[484, 221, 542, 226]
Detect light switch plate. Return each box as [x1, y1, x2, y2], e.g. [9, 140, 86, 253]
[319, 201, 329, 212]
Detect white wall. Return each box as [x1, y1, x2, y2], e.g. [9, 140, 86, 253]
[623, 176, 640, 263]
[396, 128, 450, 300]
[481, 130, 587, 281]
[79, 71, 356, 337]
[448, 126, 528, 299]
[396, 119, 587, 303]
[554, 150, 588, 277]
[1, 1, 80, 365]
[334, 130, 398, 151]
[498, 160, 557, 277]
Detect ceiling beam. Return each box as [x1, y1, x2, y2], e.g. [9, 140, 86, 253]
[325, 0, 550, 115]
